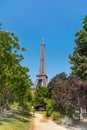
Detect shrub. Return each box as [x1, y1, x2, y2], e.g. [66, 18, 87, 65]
[51, 111, 62, 120]
[46, 99, 57, 116]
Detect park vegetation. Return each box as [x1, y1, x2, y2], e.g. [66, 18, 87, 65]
[0, 24, 32, 115]
[33, 15, 87, 122]
[0, 15, 87, 128]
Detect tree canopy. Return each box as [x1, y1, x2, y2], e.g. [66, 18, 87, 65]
[33, 86, 48, 110]
[48, 73, 87, 117]
[48, 72, 67, 98]
[69, 15, 87, 81]
[0, 26, 32, 111]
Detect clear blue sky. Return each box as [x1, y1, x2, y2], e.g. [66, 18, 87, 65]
[0, 0, 87, 83]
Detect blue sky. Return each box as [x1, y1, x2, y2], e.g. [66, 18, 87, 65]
[0, 0, 87, 83]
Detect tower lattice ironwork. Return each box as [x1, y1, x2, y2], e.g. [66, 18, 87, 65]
[35, 40, 48, 87]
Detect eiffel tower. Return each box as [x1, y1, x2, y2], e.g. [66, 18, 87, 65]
[35, 40, 48, 87]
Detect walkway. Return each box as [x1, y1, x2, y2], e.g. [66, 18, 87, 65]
[32, 113, 72, 130]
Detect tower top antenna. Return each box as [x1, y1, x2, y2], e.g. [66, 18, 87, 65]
[42, 38, 44, 43]
[42, 38, 45, 46]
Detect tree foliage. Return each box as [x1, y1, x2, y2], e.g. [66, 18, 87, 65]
[33, 86, 48, 110]
[48, 72, 67, 98]
[48, 74, 87, 117]
[69, 15, 87, 81]
[0, 26, 32, 111]
[46, 99, 57, 116]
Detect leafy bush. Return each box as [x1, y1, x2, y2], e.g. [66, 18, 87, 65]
[10, 102, 19, 110]
[66, 105, 76, 117]
[59, 116, 73, 125]
[33, 86, 48, 110]
[21, 103, 32, 115]
[46, 99, 57, 116]
[51, 111, 62, 120]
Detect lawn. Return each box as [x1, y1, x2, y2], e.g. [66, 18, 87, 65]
[36, 111, 46, 115]
[0, 110, 33, 130]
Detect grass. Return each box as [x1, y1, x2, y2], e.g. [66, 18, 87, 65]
[36, 111, 46, 115]
[0, 110, 33, 130]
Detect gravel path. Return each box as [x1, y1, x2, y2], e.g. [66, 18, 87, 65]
[32, 113, 72, 130]
[32, 113, 87, 130]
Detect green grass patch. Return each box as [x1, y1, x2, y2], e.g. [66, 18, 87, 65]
[0, 110, 33, 130]
[36, 111, 46, 115]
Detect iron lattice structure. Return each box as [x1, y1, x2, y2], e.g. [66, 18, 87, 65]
[35, 40, 48, 87]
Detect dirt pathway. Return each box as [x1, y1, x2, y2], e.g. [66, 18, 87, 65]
[32, 113, 72, 130]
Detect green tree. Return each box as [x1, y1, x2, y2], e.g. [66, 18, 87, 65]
[33, 86, 48, 110]
[69, 15, 87, 81]
[0, 26, 32, 112]
[48, 72, 67, 98]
